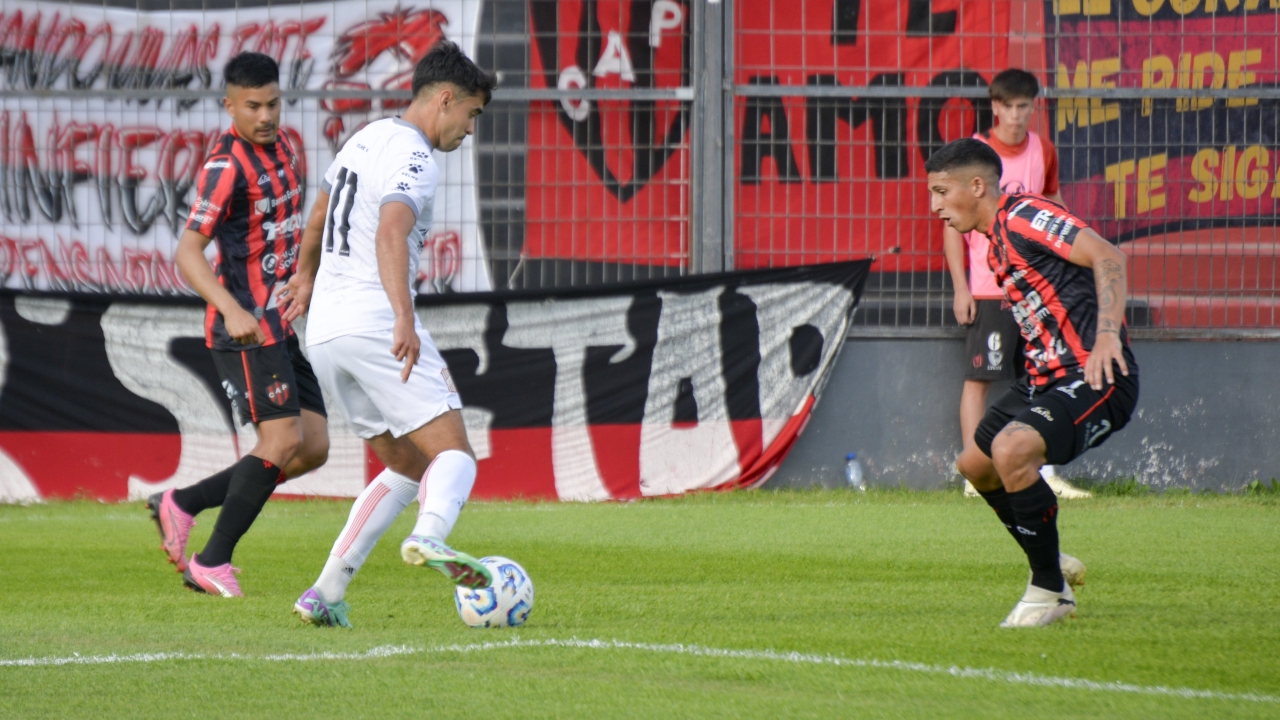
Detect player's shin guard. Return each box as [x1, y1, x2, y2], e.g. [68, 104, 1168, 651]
[195, 455, 283, 568]
[977, 487, 1026, 549]
[170, 466, 234, 516]
[411, 450, 476, 541]
[314, 469, 418, 604]
[1008, 479, 1065, 592]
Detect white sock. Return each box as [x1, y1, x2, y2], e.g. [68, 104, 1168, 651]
[411, 450, 476, 541]
[314, 469, 418, 603]
[313, 555, 356, 606]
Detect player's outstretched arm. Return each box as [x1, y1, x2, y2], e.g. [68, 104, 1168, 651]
[279, 190, 329, 323]
[942, 225, 976, 325]
[1066, 229, 1129, 390]
[374, 201, 422, 383]
[175, 229, 265, 345]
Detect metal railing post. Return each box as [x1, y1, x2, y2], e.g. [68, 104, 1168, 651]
[691, 0, 727, 273]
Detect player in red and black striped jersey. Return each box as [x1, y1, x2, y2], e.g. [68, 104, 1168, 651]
[188, 118, 306, 350]
[145, 52, 329, 599]
[926, 138, 1139, 627]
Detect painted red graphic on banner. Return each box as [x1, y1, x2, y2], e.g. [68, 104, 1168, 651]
[733, 0, 1009, 273]
[525, 0, 691, 266]
[322, 7, 450, 149]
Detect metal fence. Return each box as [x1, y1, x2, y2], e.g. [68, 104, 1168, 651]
[2, 0, 1278, 332]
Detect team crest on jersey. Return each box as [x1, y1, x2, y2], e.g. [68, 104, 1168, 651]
[321, 7, 450, 150]
[530, 1, 690, 201]
[266, 381, 291, 405]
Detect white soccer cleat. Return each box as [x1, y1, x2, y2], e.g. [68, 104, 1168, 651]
[1000, 581, 1077, 628]
[1041, 466, 1093, 499]
[963, 480, 980, 497]
[1059, 552, 1087, 591]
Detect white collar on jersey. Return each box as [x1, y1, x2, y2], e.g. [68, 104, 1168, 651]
[392, 117, 434, 153]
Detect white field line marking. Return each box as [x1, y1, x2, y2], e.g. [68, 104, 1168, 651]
[2, 637, 1274, 704]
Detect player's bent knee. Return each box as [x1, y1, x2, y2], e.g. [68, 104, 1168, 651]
[957, 447, 1001, 491]
[990, 430, 1043, 476]
[300, 440, 329, 473]
[955, 447, 989, 481]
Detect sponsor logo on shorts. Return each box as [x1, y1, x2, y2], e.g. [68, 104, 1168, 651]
[223, 379, 248, 423]
[266, 381, 291, 405]
[1030, 406, 1054, 422]
[972, 354, 983, 369]
[1085, 419, 1112, 447]
[441, 367, 457, 393]
[1056, 380, 1086, 399]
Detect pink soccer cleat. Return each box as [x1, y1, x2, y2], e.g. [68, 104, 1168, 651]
[183, 556, 243, 597]
[146, 490, 195, 573]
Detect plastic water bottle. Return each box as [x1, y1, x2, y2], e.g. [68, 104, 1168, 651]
[844, 452, 865, 492]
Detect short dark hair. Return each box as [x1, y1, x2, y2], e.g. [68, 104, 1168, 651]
[989, 69, 1040, 102]
[224, 52, 279, 89]
[411, 41, 496, 103]
[924, 138, 1003, 185]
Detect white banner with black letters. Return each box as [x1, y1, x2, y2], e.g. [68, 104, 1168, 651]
[0, 0, 489, 294]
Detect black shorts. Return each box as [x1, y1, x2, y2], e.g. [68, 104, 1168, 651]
[211, 334, 326, 426]
[974, 371, 1139, 466]
[965, 299, 1023, 381]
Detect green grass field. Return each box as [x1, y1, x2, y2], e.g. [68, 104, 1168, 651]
[2, 490, 1278, 718]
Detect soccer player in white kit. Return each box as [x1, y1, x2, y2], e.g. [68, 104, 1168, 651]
[277, 42, 495, 627]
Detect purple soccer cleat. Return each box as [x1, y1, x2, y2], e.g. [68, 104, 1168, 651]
[400, 535, 493, 589]
[146, 489, 195, 573]
[293, 588, 352, 628]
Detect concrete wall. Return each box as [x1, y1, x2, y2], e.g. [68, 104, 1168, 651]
[766, 336, 1280, 492]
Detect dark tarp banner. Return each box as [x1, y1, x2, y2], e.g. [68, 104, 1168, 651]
[0, 261, 869, 502]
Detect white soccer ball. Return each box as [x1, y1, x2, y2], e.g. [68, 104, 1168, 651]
[454, 556, 534, 628]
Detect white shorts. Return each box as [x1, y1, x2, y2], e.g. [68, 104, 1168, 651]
[307, 329, 462, 439]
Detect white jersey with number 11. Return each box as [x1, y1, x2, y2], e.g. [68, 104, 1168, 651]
[306, 118, 438, 347]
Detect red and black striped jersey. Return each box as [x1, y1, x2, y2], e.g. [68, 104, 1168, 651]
[186, 126, 305, 351]
[986, 193, 1137, 386]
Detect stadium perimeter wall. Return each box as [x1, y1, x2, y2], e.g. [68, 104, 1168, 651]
[766, 336, 1280, 492]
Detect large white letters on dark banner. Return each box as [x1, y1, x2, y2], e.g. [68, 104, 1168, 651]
[0, 262, 869, 501]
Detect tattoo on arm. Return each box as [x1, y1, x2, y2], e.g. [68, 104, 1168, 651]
[1094, 257, 1126, 335]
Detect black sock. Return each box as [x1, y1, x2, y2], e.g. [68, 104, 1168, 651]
[977, 487, 1026, 549]
[196, 455, 283, 567]
[1008, 479, 1064, 592]
[171, 467, 235, 516]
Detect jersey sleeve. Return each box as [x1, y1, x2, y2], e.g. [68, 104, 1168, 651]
[378, 147, 438, 220]
[1004, 196, 1088, 261]
[321, 157, 340, 195]
[185, 154, 239, 236]
[1040, 135, 1061, 196]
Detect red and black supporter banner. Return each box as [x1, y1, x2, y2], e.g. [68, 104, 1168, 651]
[523, 1, 1010, 274]
[734, 0, 1009, 273]
[0, 261, 868, 502]
[525, 0, 692, 268]
[1046, 0, 1280, 242]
